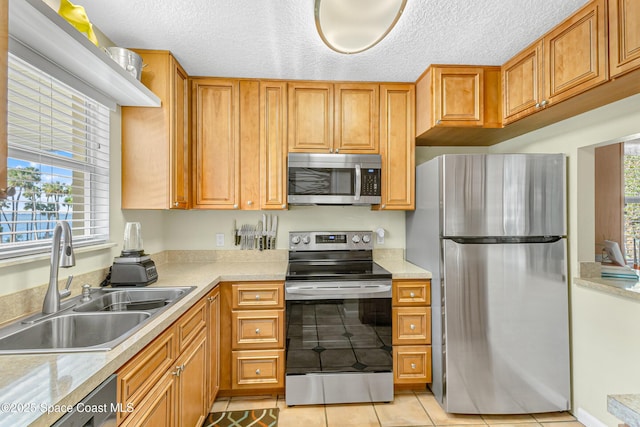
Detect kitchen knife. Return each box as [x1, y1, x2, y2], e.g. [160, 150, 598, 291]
[271, 215, 278, 249]
[262, 214, 267, 250]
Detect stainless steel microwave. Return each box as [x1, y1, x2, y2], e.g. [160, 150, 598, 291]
[287, 153, 382, 205]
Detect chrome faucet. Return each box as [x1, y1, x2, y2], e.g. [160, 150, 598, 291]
[42, 221, 76, 314]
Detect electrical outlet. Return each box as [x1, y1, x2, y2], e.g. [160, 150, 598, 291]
[216, 233, 224, 247]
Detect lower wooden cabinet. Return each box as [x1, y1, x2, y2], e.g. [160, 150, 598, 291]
[117, 289, 218, 426]
[392, 279, 432, 386]
[393, 345, 432, 384]
[231, 349, 285, 389]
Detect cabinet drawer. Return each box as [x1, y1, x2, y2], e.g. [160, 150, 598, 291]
[392, 307, 431, 345]
[393, 280, 430, 306]
[117, 328, 176, 424]
[176, 298, 207, 353]
[231, 349, 285, 388]
[393, 345, 432, 384]
[231, 283, 284, 309]
[232, 310, 284, 349]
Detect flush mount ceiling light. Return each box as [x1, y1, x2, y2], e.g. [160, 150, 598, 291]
[314, 0, 407, 54]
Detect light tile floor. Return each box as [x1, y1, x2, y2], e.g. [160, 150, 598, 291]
[211, 390, 584, 427]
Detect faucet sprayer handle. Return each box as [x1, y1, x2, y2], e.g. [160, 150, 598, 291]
[60, 275, 73, 299]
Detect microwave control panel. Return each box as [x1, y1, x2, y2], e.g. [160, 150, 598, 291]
[361, 169, 381, 196]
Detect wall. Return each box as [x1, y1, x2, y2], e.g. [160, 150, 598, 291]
[489, 92, 640, 427]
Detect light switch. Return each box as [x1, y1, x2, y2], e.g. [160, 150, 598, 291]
[216, 233, 225, 247]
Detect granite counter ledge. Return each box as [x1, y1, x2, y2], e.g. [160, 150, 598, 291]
[608, 394, 640, 427]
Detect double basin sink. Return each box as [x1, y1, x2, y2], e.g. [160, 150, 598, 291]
[0, 286, 195, 354]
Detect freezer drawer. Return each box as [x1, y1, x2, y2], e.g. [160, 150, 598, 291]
[441, 238, 570, 414]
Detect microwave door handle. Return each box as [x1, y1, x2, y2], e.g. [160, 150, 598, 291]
[354, 164, 361, 201]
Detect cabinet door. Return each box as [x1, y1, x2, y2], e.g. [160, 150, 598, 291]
[379, 84, 415, 210]
[544, 0, 608, 104]
[239, 80, 261, 210]
[120, 373, 176, 427]
[122, 50, 173, 209]
[260, 81, 288, 209]
[502, 41, 544, 124]
[433, 67, 483, 126]
[207, 288, 220, 408]
[288, 82, 333, 152]
[609, 0, 640, 77]
[334, 83, 379, 153]
[171, 59, 190, 209]
[0, 0, 7, 201]
[176, 331, 208, 427]
[192, 78, 240, 209]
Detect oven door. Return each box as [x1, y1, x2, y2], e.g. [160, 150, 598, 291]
[285, 280, 393, 405]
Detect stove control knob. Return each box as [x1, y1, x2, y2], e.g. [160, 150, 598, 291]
[352, 235, 361, 244]
[291, 235, 301, 245]
[301, 235, 310, 244]
[362, 234, 371, 243]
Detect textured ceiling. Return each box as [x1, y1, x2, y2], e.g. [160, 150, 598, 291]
[82, 0, 590, 83]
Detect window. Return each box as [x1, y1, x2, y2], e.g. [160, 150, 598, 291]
[0, 53, 110, 259]
[624, 140, 640, 264]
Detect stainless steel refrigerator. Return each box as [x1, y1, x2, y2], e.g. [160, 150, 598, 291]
[406, 154, 570, 414]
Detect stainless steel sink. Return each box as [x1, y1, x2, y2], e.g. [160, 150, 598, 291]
[73, 287, 192, 312]
[0, 286, 196, 354]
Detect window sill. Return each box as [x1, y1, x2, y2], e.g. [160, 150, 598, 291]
[0, 242, 117, 269]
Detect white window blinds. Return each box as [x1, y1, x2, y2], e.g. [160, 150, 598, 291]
[1, 53, 110, 259]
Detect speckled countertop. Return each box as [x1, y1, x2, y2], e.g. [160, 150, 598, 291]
[0, 251, 429, 426]
[574, 262, 640, 302]
[608, 394, 640, 427]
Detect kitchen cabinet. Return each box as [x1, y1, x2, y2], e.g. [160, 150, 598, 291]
[378, 84, 415, 210]
[117, 296, 210, 426]
[192, 79, 287, 210]
[502, 0, 608, 124]
[122, 50, 190, 209]
[206, 287, 220, 408]
[415, 65, 502, 145]
[0, 0, 7, 201]
[192, 78, 240, 209]
[609, 0, 640, 78]
[288, 82, 379, 154]
[392, 279, 432, 385]
[259, 81, 288, 210]
[220, 281, 285, 393]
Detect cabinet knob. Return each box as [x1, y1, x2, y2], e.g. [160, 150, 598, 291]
[409, 292, 415, 298]
[255, 328, 261, 335]
[410, 324, 416, 330]
[233, 204, 238, 209]
[255, 294, 261, 300]
[255, 369, 261, 375]
[174, 202, 179, 207]
[540, 99, 549, 107]
[207, 296, 216, 302]
[282, 204, 286, 209]
[381, 204, 386, 209]
[411, 363, 417, 370]
[436, 120, 441, 125]
[329, 148, 333, 153]
[535, 103, 541, 108]
[247, 200, 253, 206]
[335, 148, 339, 153]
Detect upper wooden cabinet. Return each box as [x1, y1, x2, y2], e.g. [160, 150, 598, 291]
[288, 82, 379, 154]
[609, 0, 640, 78]
[415, 65, 502, 146]
[121, 50, 190, 209]
[0, 0, 7, 201]
[259, 81, 288, 210]
[503, 0, 608, 124]
[378, 84, 415, 210]
[192, 78, 240, 209]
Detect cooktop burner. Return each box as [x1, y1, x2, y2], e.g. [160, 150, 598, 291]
[286, 231, 392, 281]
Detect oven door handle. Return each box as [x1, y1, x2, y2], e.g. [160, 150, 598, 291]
[285, 284, 391, 297]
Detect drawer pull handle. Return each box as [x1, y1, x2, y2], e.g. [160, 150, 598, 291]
[409, 292, 415, 298]
[410, 324, 416, 330]
[256, 369, 261, 375]
[411, 363, 416, 370]
[255, 328, 261, 335]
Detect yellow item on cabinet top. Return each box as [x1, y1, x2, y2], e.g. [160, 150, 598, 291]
[58, 0, 99, 46]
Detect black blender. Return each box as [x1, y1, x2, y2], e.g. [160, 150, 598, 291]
[110, 222, 158, 286]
